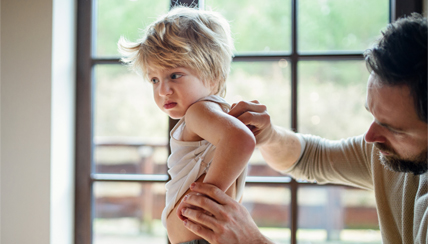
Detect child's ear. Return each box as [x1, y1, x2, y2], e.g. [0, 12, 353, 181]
[209, 81, 219, 95]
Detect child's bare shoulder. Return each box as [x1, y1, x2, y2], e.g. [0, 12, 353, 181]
[181, 100, 227, 141]
[185, 100, 225, 119]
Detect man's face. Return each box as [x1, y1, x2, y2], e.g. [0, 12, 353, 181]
[365, 74, 428, 175]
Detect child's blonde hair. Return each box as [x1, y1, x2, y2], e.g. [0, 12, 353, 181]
[118, 6, 234, 97]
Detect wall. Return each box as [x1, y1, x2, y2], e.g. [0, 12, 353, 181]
[1, 0, 75, 243]
[50, 0, 76, 243]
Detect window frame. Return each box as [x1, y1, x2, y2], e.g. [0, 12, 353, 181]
[75, 0, 422, 243]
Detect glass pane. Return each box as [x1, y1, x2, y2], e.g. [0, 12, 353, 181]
[204, 0, 291, 53]
[94, 65, 169, 174]
[243, 185, 291, 243]
[298, 0, 389, 52]
[95, 0, 170, 57]
[227, 61, 291, 176]
[298, 61, 373, 140]
[93, 182, 167, 243]
[297, 186, 381, 244]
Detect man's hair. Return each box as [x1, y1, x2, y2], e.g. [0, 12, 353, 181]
[364, 13, 427, 123]
[118, 6, 234, 97]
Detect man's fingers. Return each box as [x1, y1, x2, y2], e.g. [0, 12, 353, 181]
[180, 193, 222, 221]
[176, 200, 194, 220]
[228, 101, 268, 131]
[183, 218, 214, 243]
[228, 100, 264, 118]
[182, 207, 220, 233]
[189, 182, 232, 205]
[235, 110, 265, 125]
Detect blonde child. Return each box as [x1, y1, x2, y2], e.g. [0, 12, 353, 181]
[118, 6, 255, 244]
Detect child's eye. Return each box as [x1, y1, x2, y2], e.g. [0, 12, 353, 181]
[171, 73, 183, 79]
[150, 78, 159, 84]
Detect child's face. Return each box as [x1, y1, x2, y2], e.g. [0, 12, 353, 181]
[148, 66, 212, 119]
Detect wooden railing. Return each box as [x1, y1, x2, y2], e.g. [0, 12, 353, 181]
[93, 139, 379, 232]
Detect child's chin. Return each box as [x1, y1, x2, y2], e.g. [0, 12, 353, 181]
[169, 114, 184, 120]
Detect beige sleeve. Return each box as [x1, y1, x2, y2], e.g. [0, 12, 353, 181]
[282, 134, 374, 190]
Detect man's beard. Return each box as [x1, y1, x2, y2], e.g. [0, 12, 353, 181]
[375, 143, 428, 175]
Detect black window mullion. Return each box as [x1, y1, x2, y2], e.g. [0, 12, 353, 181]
[75, 0, 94, 243]
[290, 0, 299, 244]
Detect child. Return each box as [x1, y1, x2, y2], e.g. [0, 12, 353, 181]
[118, 6, 255, 244]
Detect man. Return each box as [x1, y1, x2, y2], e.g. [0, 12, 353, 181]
[177, 13, 428, 244]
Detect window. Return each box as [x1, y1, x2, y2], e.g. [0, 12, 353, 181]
[75, 0, 421, 243]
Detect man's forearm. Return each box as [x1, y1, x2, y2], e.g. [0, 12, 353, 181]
[258, 126, 302, 172]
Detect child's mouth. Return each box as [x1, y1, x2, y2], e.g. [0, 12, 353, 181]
[164, 102, 177, 109]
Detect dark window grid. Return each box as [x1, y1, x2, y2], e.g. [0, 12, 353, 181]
[76, 0, 422, 243]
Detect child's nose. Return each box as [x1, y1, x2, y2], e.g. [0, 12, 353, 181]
[159, 81, 172, 96]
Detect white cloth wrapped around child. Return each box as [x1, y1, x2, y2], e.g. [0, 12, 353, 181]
[161, 95, 248, 227]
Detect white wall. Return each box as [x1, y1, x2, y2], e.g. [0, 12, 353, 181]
[50, 0, 76, 243]
[1, 0, 75, 243]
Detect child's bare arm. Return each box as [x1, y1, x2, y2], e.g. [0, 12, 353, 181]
[169, 100, 255, 243]
[184, 101, 256, 192]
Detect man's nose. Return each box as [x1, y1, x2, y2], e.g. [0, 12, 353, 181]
[365, 122, 386, 144]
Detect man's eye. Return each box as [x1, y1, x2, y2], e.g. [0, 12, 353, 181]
[171, 73, 183, 79]
[150, 78, 159, 84]
[389, 128, 402, 135]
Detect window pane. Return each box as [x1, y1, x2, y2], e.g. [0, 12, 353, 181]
[227, 61, 291, 131]
[94, 65, 169, 174]
[93, 182, 167, 243]
[243, 185, 291, 243]
[298, 61, 372, 140]
[204, 0, 291, 53]
[298, 0, 389, 52]
[297, 186, 381, 244]
[95, 0, 170, 57]
[227, 61, 291, 176]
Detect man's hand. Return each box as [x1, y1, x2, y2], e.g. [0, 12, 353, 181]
[176, 191, 204, 221]
[180, 182, 274, 244]
[229, 100, 302, 172]
[228, 100, 274, 146]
